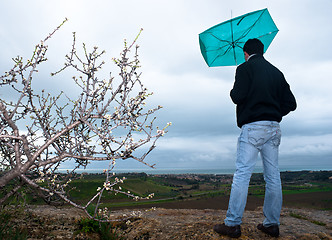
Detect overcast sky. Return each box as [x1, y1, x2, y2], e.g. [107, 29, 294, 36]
[1, 0, 331, 173]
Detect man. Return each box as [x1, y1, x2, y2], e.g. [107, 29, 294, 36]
[213, 38, 296, 238]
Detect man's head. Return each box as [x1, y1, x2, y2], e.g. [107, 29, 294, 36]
[243, 38, 264, 61]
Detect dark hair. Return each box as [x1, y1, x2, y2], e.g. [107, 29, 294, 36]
[243, 38, 264, 55]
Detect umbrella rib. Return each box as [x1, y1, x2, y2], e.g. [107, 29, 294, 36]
[208, 33, 232, 44]
[230, 16, 237, 65]
[209, 45, 233, 66]
[252, 30, 279, 40]
[203, 33, 232, 53]
[235, 9, 268, 44]
[234, 28, 279, 50]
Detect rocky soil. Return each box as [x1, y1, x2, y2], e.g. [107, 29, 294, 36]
[5, 205, 332, 239]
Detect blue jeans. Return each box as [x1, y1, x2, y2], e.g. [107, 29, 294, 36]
[224, 121, 282, 227]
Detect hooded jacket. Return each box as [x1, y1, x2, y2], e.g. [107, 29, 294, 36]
[230, 54, 297, 128]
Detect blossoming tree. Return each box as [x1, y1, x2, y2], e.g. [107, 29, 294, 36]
[0, 20, 169, 220]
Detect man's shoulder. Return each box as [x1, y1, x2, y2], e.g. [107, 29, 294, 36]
[237, 56, 284, 78]
[236, 60, 249, 71]
[247, 56, 281, 71]
[237, 55, 263, 68]
[236, 58, 257, 73]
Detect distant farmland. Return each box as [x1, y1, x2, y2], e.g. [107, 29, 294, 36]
[22, 171, 332, 210]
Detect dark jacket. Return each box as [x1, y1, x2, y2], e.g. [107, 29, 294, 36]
[230, 54, 297, 128]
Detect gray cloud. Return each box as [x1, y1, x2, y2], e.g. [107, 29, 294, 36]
[1, 0, 331, 172]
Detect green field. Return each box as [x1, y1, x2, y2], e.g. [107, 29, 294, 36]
[2, 171, 331, 210]
[64, 171, 332, 210]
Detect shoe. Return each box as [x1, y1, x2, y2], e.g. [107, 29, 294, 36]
[213, 223, 241, 238]
[257, 223, 279, 237]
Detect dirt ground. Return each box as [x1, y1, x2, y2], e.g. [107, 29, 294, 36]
[10, 204, 332, 239]
[3, 192, 331, 239]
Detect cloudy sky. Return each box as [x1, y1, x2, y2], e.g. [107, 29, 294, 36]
[1, 0, 331, 173]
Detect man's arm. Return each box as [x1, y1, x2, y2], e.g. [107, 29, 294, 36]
[230, 65, 250, 105]
[280, 81, 297, 116]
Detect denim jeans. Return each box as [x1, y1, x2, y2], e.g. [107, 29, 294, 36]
[224, 121, 282, 227]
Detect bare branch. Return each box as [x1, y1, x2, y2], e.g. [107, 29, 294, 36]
[0, 23, 169, 222]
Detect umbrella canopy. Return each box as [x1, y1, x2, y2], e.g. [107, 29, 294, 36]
[199, 8, 279, 67]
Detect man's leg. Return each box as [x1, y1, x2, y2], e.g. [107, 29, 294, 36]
[224, 126, 259, 226]
[260, 126, 282, 227]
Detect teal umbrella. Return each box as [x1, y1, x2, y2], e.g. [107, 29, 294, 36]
[199, 8, 278, 67]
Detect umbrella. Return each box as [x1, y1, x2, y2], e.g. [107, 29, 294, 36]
[199, 8, 279, 67]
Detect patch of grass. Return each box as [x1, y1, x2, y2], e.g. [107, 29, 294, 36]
[311, 220, 326, 226]
[69, 180, 104, 199]
[282, 182, 332, 195]
[289, 212, 307, 220]
[123, 178, 175, 197]
[102, 197, 176, 208]
[190, 190, 229, 198]
[248, 186, 265, 196]
[69, 177, 178, 202]
[289, 212, 326, 226]
[283, 188, 330, 195]
[0, 210, 28, 240]
[76, 217, 124, 240]
[77, 217, 100, 234]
